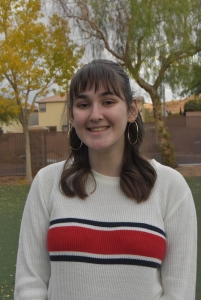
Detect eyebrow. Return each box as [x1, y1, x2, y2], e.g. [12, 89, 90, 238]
[75, 91, 114, 100]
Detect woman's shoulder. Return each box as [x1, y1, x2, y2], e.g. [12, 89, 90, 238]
[151, 159, 185, 179]
[149, 160, 195, 219]
[38, 160, 66, 176]
[150, 159, 190, 194]
[33, 160, 66, 188]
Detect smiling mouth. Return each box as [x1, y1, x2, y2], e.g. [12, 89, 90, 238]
[88, 126, 109, 132]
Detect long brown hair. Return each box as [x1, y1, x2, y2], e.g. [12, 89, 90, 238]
[60, 60, 157, 202]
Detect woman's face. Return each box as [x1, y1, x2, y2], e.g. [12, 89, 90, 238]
[70, 85, 137, 155]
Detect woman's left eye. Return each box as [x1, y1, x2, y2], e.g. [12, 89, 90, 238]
[104, 100, 114, 106]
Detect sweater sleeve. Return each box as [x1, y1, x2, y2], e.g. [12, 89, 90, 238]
[160, 187, 197, 300]
[14, 171, 51, 300]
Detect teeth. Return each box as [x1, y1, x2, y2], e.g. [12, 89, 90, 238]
[89, 127, 108, 132]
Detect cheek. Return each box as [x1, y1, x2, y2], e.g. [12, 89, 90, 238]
[119, 109, 129, 123]
[72, 112, 86, 129]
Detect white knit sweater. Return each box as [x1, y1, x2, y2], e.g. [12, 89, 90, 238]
[14, 160, 197, 300]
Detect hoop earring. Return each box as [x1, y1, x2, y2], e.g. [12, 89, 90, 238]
[128, 121, 138, 145]
[68, 124, 82, 151]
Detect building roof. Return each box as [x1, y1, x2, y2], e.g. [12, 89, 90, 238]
[37, 94, 67, 103]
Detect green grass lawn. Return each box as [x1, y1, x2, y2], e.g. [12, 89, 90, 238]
[0, 185, 30, 300]
[0, 178, 200, 300]
[185, 177, 201, 300]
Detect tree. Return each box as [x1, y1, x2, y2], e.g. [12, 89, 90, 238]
[0, 0, 83, 183]
[54, 0, 201, 167]
[184, 98, 201, 113]
[164, 53, 201, 98]
[0, 96, 19, 125]
[187, 63, 201, 96]
[180, 60, 201, 97]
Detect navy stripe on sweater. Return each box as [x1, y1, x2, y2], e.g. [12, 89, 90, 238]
[49, 255, 160, 268]
[50, 218, 166, 237]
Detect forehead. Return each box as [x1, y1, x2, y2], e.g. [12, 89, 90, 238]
[77, 84, 122, 97]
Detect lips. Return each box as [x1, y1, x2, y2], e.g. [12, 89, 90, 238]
[88, 126, 109, 132]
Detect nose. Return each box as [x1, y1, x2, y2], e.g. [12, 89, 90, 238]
[89, 103, 103, 122]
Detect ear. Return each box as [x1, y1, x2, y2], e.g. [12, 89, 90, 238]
[128, 99, 138, 123]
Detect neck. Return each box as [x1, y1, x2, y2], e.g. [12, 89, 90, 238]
[88, 148, 124, 177]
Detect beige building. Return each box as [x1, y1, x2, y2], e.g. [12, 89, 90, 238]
[2, 120, 23, 133]
[37, 95, 68, 132]
[1, 106, 38, 133]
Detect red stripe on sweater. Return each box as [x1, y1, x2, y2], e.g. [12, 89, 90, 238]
[47, 226, 166, 260]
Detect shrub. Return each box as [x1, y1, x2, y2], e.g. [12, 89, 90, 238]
[184, 98, 201, 113]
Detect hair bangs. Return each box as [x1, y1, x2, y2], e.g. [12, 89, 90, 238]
[69, 61, 125, 106]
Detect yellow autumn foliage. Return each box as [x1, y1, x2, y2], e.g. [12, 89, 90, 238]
[0, 0, 84, 182]
[0, 98, 19, 125]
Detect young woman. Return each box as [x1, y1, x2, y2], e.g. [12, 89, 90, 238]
[15, 60, 197, 300]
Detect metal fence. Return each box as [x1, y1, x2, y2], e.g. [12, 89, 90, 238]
[0, 116, 201, 177]
[165, 116, 201, 164]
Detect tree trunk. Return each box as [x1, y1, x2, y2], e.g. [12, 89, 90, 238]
[135, 74, 177, 168]
[23, 124, 33, 184]
[150, 93, 177, 168]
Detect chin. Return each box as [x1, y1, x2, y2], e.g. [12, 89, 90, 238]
[88, 141, 110, 151]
